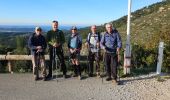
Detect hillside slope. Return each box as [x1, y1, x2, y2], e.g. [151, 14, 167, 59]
[79, 0, 170, 49]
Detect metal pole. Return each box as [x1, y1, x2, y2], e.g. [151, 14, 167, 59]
[156, 42, 164, 75]
[124, 0, 132, 74]
[127, 0, 131, 45]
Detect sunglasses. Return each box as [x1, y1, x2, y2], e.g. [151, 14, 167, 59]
[107, 27, 112, 28]
[36, 29, 42, 31]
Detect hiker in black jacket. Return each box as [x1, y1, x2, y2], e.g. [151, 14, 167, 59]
[46, 20, 67, 79]
[28, 27, 47, 81]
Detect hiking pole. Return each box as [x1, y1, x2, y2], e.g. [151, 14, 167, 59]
[117, 62, 121, 85]
[95, 46, 100, 77]
[102, 51, 106, 84]
[86, 52, 89, 75]
[86, 45, 90, 75]
[54, 47, 58, 69]
[55, 47, 59, 76]
[67, 54, 71, 72]
[52, 47, 56, 78]
[37, 51, 40, 80]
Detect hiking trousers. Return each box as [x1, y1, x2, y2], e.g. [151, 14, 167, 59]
[88, 51, 100, 75]
[104, 53, 118, 79]
[48, 48, 67, 77]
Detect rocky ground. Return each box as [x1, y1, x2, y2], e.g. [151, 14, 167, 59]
[0, 73, 170, 100]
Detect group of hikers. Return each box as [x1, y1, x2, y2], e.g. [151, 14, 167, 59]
[28, 20, 122, 84]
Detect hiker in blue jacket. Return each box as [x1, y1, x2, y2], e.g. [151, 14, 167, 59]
[100, 23, 122, 84]
[85, 25, 101, 77]
[68, 26, 82, 80]
[28, 27, 47, 81]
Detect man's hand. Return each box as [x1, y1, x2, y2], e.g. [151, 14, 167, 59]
[96, 42, 100, 48]
[117, 54, 121, 63]
[53, 43, 60, 47]
[36, 46, 42, 49]
[36, 46, 43, 53]
[85, 42, 89, 48]
[70, 48, 75, 54]
[36, 49, 43, 53]
[103, 47, 107, 52]
[117, 48, 121, 62]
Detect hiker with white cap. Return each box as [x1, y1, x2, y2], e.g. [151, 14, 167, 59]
[28, 27, 47, 81]
[100, 23, 122, 84]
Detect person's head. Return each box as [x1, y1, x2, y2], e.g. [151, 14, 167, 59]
[105, 23, 113, 33]
[71, 26, 77, 34]
[91, 25, 97, 33]
[35, 27, 42, 35]
[52, 20, 58, 31]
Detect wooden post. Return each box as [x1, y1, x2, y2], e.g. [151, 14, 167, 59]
[7, 52, 13, 74]
[124, 48, 131, 74]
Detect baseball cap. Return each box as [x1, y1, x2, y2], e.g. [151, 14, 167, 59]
[71, 26, 77, 30]
[35, 26, 42, 31]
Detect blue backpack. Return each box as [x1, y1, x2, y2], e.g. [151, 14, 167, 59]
[68, 34, 82, 49]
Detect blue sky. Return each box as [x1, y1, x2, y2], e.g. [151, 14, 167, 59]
[0, 0, 162, 26]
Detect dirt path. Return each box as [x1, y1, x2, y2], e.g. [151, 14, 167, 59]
[0, 73, 170, 100]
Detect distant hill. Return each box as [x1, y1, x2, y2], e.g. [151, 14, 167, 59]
[1, 0, 170, 51]
[79, 0, 170, 49]
[0, 25, 87, 33]
[0, 25, 81, 48]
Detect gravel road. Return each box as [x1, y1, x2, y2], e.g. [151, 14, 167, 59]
[0, 73, 170, 100]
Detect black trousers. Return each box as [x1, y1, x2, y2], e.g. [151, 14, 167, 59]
[48, 47, 67, 77]
[105, 53, 118, 79]
[88, 51, 100, 75]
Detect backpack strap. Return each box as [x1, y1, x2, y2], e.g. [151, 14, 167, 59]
[87, 33, 92, 44]
[103, 32, 106, 47]
[97, 32, 101, 42]
[68, 33, 80, 49]
[67, 35, 72, 48]
[88, 32, 101, 43]
[77, 34, 82, 49]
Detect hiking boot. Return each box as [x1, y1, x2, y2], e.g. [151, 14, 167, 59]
[46, 74, 52, 78]
[63, 74, 68, 79]
[45, 74, 52, 80]
[106, 77, 112, 81]
[34, 76, 39, 81]
[96, 72, 101, 78]
[72, 74, 78, 77]
[78, 75, 82, 80]
[88, 73, 93, 77]
[112, 79, 118, 85]
[42, 76, 47, 81]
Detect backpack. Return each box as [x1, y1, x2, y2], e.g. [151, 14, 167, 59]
[87, 32, 101, 47]
[68, 34, 81, 49]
